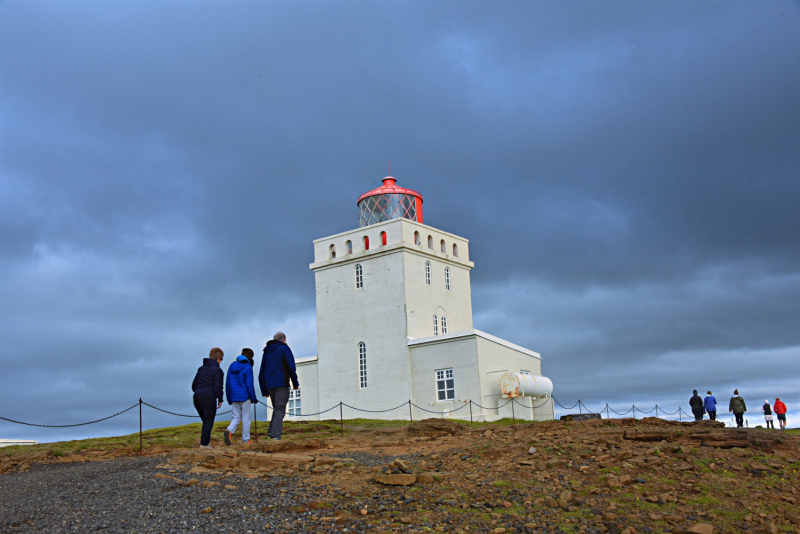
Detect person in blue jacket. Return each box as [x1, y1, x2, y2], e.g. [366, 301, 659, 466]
[191, 348, 224, 448]
[258, 332, 299, 440]
[223, 349, 258, 445]
[704, 391, 717, 420]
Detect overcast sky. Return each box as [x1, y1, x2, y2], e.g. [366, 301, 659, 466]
[1, 1, 798, 442]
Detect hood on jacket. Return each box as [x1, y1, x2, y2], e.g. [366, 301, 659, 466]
[202, 358, 220, 368]
[229, 357, 250, 374]
[264, 339, 283, 353]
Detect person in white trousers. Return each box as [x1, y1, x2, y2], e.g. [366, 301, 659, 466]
[223, 350, 258, 445]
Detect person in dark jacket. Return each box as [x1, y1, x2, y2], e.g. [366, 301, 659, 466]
[690, 390, 704, 421]
[729, 389, 747, 427]
[258, 332, 299, 440]
[223, 353, 258, 445]
[762, 400, 774, 429]
[192, 348, 224, 448]
[703, 391, 717, 420]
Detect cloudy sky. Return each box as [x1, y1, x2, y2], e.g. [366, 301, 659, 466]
[1, 1, 798, 442]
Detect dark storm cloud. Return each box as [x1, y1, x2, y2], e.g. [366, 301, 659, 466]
[1, 1, 798, 441]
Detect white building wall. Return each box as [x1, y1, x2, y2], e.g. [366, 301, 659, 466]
[292, 358, 320, 419]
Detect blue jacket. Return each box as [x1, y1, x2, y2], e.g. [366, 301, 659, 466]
[259, 340, 299, 394]
[704, 395, 717, 412]
[226, 355, 258, 405]
[192, 358, 224, 403]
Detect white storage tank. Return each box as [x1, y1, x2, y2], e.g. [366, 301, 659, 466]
[499, 372, 553, 399]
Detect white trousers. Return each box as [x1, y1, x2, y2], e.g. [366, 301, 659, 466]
[227, 400, 251, 442]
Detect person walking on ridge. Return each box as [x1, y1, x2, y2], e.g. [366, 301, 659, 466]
[223, 350, 258, 445]
[258, 332, 299, 440]
[762, 400, 774, 429]
[704, 391, 717, 421]
[690, 390, 704, 421]
[729, 389, 747, 428]
[774, 397, 787, 430]
[192, 348, 225, 449]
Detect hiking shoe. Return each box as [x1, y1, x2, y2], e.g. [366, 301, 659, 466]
[199, 444, 213, 449]
[223, 430, 232, 446]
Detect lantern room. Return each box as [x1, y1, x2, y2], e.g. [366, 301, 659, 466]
[357, 176, 423, 227]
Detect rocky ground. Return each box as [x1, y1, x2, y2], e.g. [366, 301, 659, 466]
[1, 417, 798, 534]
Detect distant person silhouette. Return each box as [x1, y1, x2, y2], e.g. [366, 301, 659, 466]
[258, 332, 299, 440]
[762, 400, 774, 429]
[773, 398, 787, 430]
[690, 390, 704, 421]
[729, 389, 747, 428]
[192, 348, 224, 448]
[704, 391, 717, 420]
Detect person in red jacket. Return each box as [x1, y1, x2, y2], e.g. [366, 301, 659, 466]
[773, 398, 788, 430]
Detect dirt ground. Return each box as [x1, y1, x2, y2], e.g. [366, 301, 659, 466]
[2, 417, 798, 533]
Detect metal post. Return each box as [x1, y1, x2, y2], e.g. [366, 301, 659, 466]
[605, 405, 610, 420]
[511, 398, 515, 424]
[655, 405, 659, 419]
[632, 406, 636, 421]
[408, 400, 413, 422]
[339, 402, 343, 435]
[253, 402, 258, 443]
[679, 408, 682, 422]
[469, 400, 473, 425]
[138, 398, 143, 455]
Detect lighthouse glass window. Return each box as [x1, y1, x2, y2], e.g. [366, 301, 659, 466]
[288, 389, 301, 416]
[436, 369, 454, 401]
[358, 194, 417, 227]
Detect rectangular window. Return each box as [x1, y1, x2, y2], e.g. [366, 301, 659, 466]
[433, 314, 438, 336]
[445, 267, 450, 290]
[436, 368, 454, 401]
[359, 342, 367, 388]
[355, 264, 363, 289]
[288, 388, 301, 416]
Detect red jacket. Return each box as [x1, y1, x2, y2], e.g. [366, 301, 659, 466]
[773, 400, 787, 414]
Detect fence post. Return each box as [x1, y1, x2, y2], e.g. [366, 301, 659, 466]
[339, 402, 343, 435]
[605, 404, 610, 420]
[408, 400, 413, 422]
[655, 405, 659, 419]
[578, 400, 582, 415]
[469, 400, 473, 425]
[138, 398, 143, 455]
[679, 408, 682, 422]
[632, 406, 636, 421]
[253, 402, 258, 443]
[511, 398, 515, 424]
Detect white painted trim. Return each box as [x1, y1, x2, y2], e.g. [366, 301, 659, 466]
[309, 242, 474, 271]
[296, 355, 318, 366]
[407, 329, 541, 360]
[312, 218, 470, 244]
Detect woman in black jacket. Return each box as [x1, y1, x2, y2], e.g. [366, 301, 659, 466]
[191, 348, 224, 448]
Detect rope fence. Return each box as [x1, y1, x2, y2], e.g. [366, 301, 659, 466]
[1, 395, 747, 451]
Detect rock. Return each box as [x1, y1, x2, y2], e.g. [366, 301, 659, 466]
[184, 478, 200, 487]
[360, 509, 368, 515]
[559, 490, 572, 502]
[224, 485, 237, 490]
[484, 430, 494, 438]
[493, 529, 507, 534]
[199, 480, 219, 488]
[603, 513, 617, 521]
[545, 496, 558, 508]
[606, 478, 623, 487]
[399, 516, 412, 524]
[200, 507, 212, 514]
[374, 474, 417, 486]
[416, 474, 435, 484]
[558, 499, 570, 510]
[559, 413, 602, 422]
[688, 524, 713, 534]
[527, 447, 537, 455]
[407, 418, 460, 437]
[618, 475, 633, 485]
[154, 474, 173, 479]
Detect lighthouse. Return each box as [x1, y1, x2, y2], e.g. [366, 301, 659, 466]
[286, 174, 554, 421]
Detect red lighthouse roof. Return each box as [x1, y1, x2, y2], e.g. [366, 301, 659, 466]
[357, 176, 424, 227]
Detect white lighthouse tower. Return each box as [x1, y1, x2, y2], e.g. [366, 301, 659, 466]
[290, 174, 554, 421]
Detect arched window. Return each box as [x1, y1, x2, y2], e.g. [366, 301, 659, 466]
[380, 231, 387, 246]
[433, 314, 438, 336]
[444, 267, 450, 291]
[452, 243, 458, 257]
[440, 239, 446, 253]
[329, 244, 336, 259]
[425, 261, 431, 285]
[363, 236, 370, 251]
[414, 231, 420, 245]
[427, 235, 433, 249]
[355, 264, 363, 289]
[346, 240, 352, 254]
[358, 342, 367, 388]
[441, 315, 448, 334]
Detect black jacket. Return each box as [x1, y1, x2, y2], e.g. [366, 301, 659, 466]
[690, 395, 704, 412]
[192, 358, 224, 403]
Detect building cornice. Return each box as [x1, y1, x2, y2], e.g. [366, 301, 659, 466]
[312, 218, 469, 244]
[407, 329, 541, 360]
[309, 242, 474, 272]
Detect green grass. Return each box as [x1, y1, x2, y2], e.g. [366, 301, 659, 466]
[491, 480, 511, 487]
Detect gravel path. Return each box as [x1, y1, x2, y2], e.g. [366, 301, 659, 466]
[0, 456, 371, 533]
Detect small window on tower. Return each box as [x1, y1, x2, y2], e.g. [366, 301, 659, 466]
[440, 239, 446, 253]
[355, 264, 363, 289]
[433, 314, 438, 336]
[444, 267, 450, 290]
[425, 261, 431, 285]
[441, 315, 448, 334]
[427, 235, 433, 249]
[380, 231, 387, 246]
[288, 388, 301, 416]
[329, 244, 336, 259]
[453, 243, 458, 257]
[358, 342, 367, 388]
[346, 240, 352, 254]
[414, 231, 420, 245]
[363, 236, 370, 251]
[436, 368, 455, 401]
